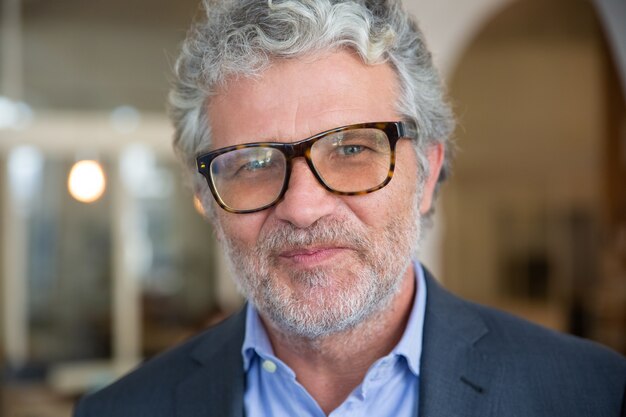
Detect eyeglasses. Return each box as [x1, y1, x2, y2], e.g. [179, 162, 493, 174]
[196, 121, 417, 214]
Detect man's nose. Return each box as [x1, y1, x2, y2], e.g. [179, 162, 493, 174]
[273, 159, 338, 228]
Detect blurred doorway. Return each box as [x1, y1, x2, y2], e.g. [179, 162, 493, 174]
[442, 0, 626, 353]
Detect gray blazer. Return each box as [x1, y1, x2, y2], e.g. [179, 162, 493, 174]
[74, 271, 626, 416]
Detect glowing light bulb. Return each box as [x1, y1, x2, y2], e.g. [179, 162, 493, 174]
[68, 160, 106, 203]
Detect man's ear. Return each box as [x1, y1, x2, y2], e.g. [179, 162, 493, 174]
[195, 192, 224, 241]
[209, 214, 226, 244]
[419, 143, 444, 215]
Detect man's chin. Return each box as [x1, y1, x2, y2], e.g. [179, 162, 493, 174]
[262, 306, 367, 340]
[271, 266, 359, 294]
[256, 279, 386, 339]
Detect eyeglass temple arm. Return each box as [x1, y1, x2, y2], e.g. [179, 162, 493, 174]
[400, 121, 419, 140]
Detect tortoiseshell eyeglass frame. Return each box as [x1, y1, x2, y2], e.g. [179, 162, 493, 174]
[196, 121, 418, 214]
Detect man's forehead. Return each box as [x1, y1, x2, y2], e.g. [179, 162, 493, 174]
[207, 51, 400, 148]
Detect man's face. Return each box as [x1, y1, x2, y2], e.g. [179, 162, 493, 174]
[206, 51, 442, 338]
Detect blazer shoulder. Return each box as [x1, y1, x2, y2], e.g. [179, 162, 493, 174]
[423, 271, 625, 416]
[423, 271, 625, 373]
[472, 300, 624, 364]
[470, 299, 624, 395]
[476, 301, 626, 413]
[74, 307, 246, 417]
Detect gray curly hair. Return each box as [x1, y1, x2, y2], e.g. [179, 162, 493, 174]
[169, 0, 454, 211]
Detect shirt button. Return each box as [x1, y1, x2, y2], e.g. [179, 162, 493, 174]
[262, 360, 277, 373]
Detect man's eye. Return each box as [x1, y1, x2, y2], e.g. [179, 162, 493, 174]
[337, 145, 365, 156]
[233, 157, 277, 177]
[243, 159, 269, 171]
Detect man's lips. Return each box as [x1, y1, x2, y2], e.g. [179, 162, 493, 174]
[277, 247, 349, 265]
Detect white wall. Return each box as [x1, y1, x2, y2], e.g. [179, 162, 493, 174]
[406, 0, 516, 76]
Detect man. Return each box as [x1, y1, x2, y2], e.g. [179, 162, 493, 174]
[75, 1, 625, 416]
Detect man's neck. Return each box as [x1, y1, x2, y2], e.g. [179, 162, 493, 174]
[260, 265, 417, 415]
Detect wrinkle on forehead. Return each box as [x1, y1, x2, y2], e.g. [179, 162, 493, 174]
[207, 50, 400, 147]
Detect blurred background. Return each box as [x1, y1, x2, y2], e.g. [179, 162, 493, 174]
[0, 0, 624, 415]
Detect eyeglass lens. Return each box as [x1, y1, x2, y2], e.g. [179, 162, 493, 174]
[209, 128, 392, 211]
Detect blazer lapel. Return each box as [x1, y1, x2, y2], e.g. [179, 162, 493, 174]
[176, 308, 247, 417]
[418, 271, 502, 417]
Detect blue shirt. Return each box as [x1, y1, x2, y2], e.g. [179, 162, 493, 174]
[242, 261, 427, 417]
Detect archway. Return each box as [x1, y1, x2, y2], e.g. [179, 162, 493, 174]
[441, 0, 625, 353]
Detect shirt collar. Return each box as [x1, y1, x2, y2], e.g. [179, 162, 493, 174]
[241, 261, 427, 375]
[242, 300, 274, 371]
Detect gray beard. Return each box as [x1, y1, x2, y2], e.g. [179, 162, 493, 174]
[218, 200, 422, 340]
